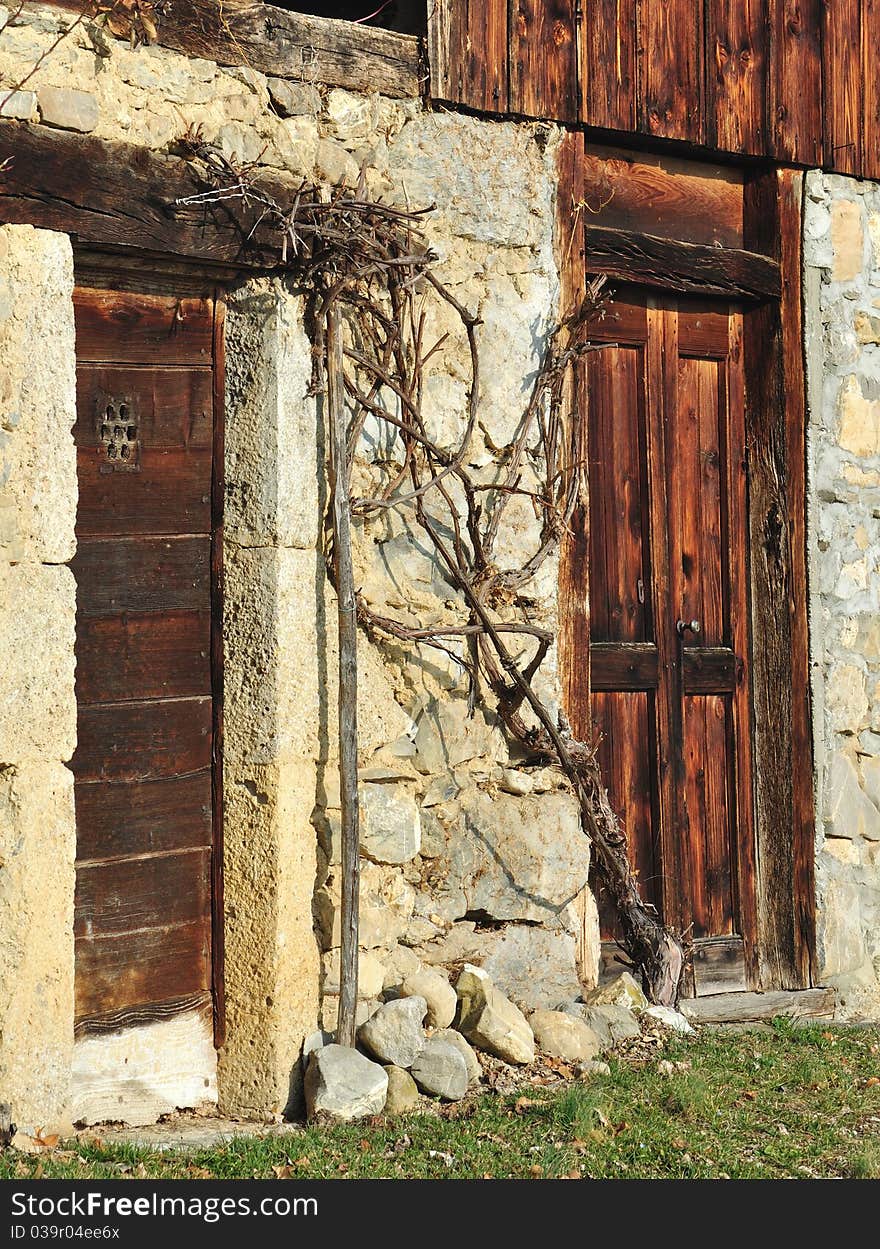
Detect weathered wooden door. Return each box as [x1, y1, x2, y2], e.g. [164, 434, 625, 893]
[70, 284, 223, 1035]
[582, 288, 756, 993]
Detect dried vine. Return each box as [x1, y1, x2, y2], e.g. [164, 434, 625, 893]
[177, 140, 685, 1006]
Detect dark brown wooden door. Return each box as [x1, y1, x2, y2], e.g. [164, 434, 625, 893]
[70, 286, 223, 1034]
[583, 289, 756, 993]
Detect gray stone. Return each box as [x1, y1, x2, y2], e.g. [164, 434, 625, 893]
[433, 1028, 481, 1085]
[357, 996, 427, 1068]
[825, 751, 880, 841]
[478, 924, 583, 1011]
[0, 91, 36, 121]
[529, 1010, 602, 1062]
[585, 971, 648, 1011]
[320, 995, 381, 1033]
[382, 944, 422, 991]
[396, 968, 456, 1029]
[383, 1065, 421, 1114]
[267, 78, 321, 117]
[558, 1001, 640, 1047]
[410, 1036, 468, 1101]
[360, 783, 421, 864]
[315, 137, 359, 187]
[455, 964, 535, 1065]
[305, 1045, 388, 1121]
[437, 790, 589, 923]
[643, 1005, 694, 1035]
[38, 87, 98, 133]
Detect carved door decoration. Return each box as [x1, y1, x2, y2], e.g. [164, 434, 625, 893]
[581, 288, 756, 994]
[70, 285, 223, 1036]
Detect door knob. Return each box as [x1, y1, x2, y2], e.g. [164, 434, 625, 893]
[676, 618, 702, 638]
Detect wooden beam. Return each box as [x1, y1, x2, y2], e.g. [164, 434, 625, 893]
[37, 0, 422, 98]
[582, 225, 781, 301]
[679, 987, 835, 1024]
[0, 122, 290, 268]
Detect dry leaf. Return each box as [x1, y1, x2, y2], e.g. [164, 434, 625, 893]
[742, 1090, 758, 1101]
[272, 1164, 293, 1179]
[514, 1096, 544, 1114]
[528, 1163, 544, 1177]
[865, 1076, 880, 1087]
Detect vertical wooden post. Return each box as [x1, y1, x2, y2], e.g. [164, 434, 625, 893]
[327, 301, 360, 1046]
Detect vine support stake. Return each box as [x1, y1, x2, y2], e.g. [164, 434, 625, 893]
[327, 300, 360, 1047]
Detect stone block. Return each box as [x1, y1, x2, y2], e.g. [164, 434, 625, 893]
[478, 924, 583, 1011]
[0, 762, 75, 1132]
[0, 225, 76, 563]
[305, 1045, 387, 1121]
[267, 78, 321, 117]
[360, 782, 421, 864]
[38, 86, 99, 132]
[825, 750, 880, 841]
[831, 200, 864, 283]
[0, 563, 76, 765]
[838, 375, 880, 458]
[0, 90, 36, 120]
[819, 877, 867, 978]
[436, 789, 589, 923]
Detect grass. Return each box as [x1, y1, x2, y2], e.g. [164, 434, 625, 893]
[4, 1020, 880, 1180]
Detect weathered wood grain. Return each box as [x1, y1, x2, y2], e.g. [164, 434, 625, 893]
[640, 0, 704, 142]
[73, 537, 211, 616]
[72, 697, 213, 783]
[509, 0, 578, 120]
[75, 611, 211, 705]
[582, 145, 745, 250]
[580, 0, 637, 130]
[42, 0, 421, 97]
[0, 123, 289, 268]
[769, 0, 824, 165]
[75, 772, 213, 864]
[705, 0, 767, 154]
[582, 226, 781, 300]
[823, 0, 864, 175]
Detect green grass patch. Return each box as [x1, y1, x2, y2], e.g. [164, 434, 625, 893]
[4, 1021, 880, 1180]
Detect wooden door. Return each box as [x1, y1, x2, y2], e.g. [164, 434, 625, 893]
[70, 285, 223, 1035]
[582, 288, 756, 994]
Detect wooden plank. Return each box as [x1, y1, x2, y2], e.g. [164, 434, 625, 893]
[430, 0, 508, 110]
[74, 772, 213, 863]
[582, 227, 781, 300]
[71, 697, 213, 783]
[580, 0, 637, 131]
[74, 290, 214, 366]
[41, 0, 420, 98]
[683, 694, 736, 937]
[509, 0, 578, 120]
[73, 537, 211, 616]
[768, 0, 824, 165]
[592, 690, 660, 935]
[75, 918, 212, 1023]
[822, 0, 863, 174]
[582, 145, 745, 249]
[0, 123, 295, 268]
[777, 169, 816, 986]
[75, 611, 212, 706]
[863, 0, 880, 180]
[677, 303, 733, 357]
[75, 848, 211, 939]
[587, 344, 650, 642]
[75, 448, 212, 537]
[76, 367, 213, 447]
[210, 293, 226, 1047]
[705, 0, 767, 155]
[640, 0, 704, 142]
[591, 642, 659, 690]
[682, 647, 738, 692]
[679, 987, 836, 1023]
[692, 937, 748, 994]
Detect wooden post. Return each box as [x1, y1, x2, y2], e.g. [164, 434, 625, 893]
[327, 302, 360, 1047]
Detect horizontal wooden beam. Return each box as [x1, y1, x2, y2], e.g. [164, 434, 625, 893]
[0, 122, 291, 268]
[37, 0, 422, 98]
[582, 224, 781, 301]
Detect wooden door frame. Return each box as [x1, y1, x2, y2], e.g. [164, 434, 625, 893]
[557, 144, 816, 992]
[72, 251, 228, 1043]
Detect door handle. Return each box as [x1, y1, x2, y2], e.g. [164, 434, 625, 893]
[676, 618, 702, 638]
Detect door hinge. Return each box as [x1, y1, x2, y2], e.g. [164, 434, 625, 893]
[637, 578, 645, 605]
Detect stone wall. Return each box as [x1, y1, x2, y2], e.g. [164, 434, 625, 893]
[804, 172, 880, 1017]
[0, 224, 78, 1132]
[0, 6, 599, 1123]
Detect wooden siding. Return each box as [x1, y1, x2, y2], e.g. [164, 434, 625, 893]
[429, 0, 879, 178]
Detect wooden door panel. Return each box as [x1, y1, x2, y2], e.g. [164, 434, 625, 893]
[593, 689, 660, 928]
[72, 285, 220, 1035]
[580, 289, 755, 983]
[682, 693, 736, 937]
[587, 345, 651, 642]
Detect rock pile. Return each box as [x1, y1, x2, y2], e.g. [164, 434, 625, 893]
[304, 968, 661, 1121]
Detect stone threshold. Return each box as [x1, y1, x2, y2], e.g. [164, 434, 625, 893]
[77, 1116, 305, 1152]
[679, 987, 836, 1025]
